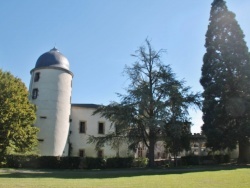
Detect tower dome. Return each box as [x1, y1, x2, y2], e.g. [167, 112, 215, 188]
[35, 47, 70, 70]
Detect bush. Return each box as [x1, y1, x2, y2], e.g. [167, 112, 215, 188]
[106, 157, 133, 168]
[5, 155, 39, 168]
[84, 157, 106, 169]
[133, 157, 148, 167]
[3, 156, 81, 169]
[154, 160, 170, 167]
[39, 156, 61, 169]
[1, 153, 231, 169]
[60, 157, 81, 169]
[181, 156, 200, 165]
[213, 154, 230, 164]
[181, 154, 230, 166]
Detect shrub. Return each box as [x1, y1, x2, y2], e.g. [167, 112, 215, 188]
[181, 156, 200, 165]
[182, 154, 230, 166]
[106, 157, 133, 168]
[133, 157, 148, 167]
[39, 156, 61, 169]
[5, 155, 39, 168]
[59, 157, 81, 169]
[84, 157, 106, 169]
[154, 160, 170, 167]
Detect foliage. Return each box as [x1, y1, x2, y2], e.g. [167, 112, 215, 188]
[38, 156, 62, 169]
[200, 0, 250, 163]
[89, 39, 200, 167]
[84, 157, 106, 169]
[164, 121, 191, 157]
[106, 157, 134, 168]
[3, 155, 39, 168]
[0, 70, 39, 159]
[181, 154, 230, 166]
[2, 155, 135, 169]
[132, 157, 149, 167]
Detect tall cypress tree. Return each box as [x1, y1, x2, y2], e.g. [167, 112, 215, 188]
[200, 0, 250, 163]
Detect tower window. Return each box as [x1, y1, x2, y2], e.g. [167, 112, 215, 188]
[98, 122, 104, 134]
[32, 88, 39, 99]
[79, 121, 86, 133]
[34, 72, 40, 82]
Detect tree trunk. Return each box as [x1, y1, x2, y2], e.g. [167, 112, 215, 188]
[238, 140, 250, 164]
[148, 139, 155, 168]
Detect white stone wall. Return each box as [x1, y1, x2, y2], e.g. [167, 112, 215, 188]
[29, 68, 72, 156]
[69, 105, 130, 158]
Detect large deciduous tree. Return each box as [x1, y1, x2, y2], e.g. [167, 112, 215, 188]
[0, 69, 38, 158]
[89, 39, 200, 167]
[200, 0, 250, 163]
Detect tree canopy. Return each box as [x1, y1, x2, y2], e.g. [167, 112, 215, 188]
[89, 39, 200, 167]
[0, 69, 38, 157]
[200, 0, 250, 163]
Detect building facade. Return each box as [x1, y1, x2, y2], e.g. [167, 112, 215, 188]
[69, 104, 130, 158]
[29, 48, 130, 158]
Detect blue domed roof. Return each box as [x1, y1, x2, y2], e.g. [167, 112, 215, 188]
[35, 48, 70, 70]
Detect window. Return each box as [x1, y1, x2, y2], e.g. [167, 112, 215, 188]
[162, 152, 166, 159]
[97, 150, 103, 158]
[98, 122, 104, 134]
[157, 152, 161, 159]
[138, 147, 143, 158]
[34, 72, 40, 82]
[32, 88, 38, 99]
[79, 149, 85, 157]
[79, 121, 86, 133]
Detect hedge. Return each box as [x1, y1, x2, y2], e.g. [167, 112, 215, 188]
[106, 157, 134, 168]
[2, 155, 134, 169]
[181, 155, 230, 165]
[2, 155, 230, 169]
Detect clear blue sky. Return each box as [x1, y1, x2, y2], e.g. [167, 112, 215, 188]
[1, 0, 250, 133]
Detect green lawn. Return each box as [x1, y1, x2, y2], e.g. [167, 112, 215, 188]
[0, 166, 249, 188]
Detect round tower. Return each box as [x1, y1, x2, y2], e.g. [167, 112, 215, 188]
[29, 47, 73, 156]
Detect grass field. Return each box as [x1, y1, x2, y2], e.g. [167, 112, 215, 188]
[0, 166, 249, 188]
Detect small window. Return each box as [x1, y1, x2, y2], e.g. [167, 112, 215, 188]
[40, 116, 47, 119]
[157, 152, 161, 159]
[79, 149, 85, 157]
[38, 139, 44, 142]
[34, 72, 40, 82]
[97, 150, 103, 158]
[138, 147, 143, 158]
[32, 88, 38, 99]
[98, 122, 104, 134]
[79, 121, 86, 133]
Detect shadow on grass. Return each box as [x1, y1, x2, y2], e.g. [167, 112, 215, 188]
[0, 165, 249, 179]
